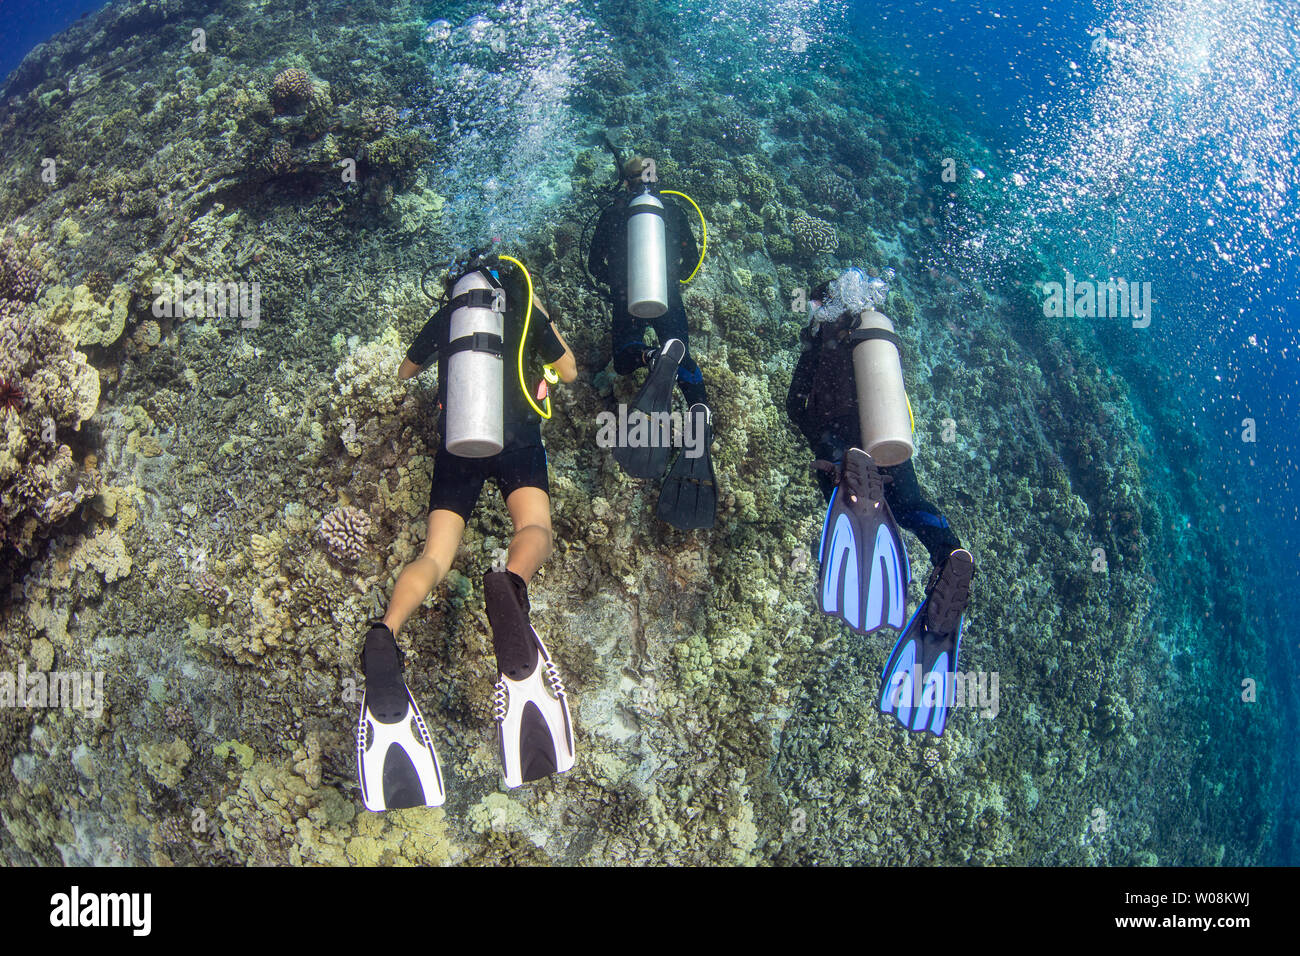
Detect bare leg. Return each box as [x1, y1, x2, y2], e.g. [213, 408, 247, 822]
[383, 509, 465, 635]
[503, 486, 553, 583]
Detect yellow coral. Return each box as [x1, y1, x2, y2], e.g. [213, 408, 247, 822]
[248, 530, 284, 573]
[139, 737, 192, 788]
[42, 283, 130, 347]
[68, 528, 132, 583]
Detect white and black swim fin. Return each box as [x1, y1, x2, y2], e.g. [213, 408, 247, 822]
[355, 623, 446, 811]
[484, 570, 576, 788]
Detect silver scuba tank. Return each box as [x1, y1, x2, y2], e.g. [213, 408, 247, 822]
[851, 309, 914, 467]
[444, 269, 504, 458]
[626, 191, 669, 318]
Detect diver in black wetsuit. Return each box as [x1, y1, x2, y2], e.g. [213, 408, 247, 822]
[587, 155, 708, 408]
[354, 251, 581, 809]
[789, 271, 975, 737]
[586, 155, 716, 530]
[787, 277, 963, 567]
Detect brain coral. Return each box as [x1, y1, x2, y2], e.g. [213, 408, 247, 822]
[271, 68, 315, 112]
[791, 213, 839, 254]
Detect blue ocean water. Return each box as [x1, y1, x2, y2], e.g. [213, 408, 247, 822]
[864, 0, 1300, 862]
[862, 2, 1300, 612]
[2, 0, 1296, 864]
[0, 0, 107, 85]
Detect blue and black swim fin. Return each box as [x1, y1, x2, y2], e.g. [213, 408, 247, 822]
[879, 548, 974, 737]
[816, 448, 910, 634]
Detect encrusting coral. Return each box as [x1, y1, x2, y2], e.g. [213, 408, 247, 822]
[0, 291, 101, 556]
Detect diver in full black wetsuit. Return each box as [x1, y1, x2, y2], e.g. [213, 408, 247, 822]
[588, 155, 707, 407]
[788, 271, 974, 737]
[787, 288, 963, 566]
[587, 155, 716, 530]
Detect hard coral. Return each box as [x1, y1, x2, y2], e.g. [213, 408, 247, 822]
[812, 170, 857, 207]
[0, 241, 43, 302]
[318, 506, 371, 563]
[83, 269, 112, 300]
[266, 140, 294, 174]
[271, 68, 315, 113]
[718, 113, 761, 148]
[0, 306, 102, 555]
[791, 212, 839, 254]
[192, 570, 231, 607]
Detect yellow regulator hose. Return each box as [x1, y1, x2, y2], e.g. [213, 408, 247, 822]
[498, 254, 555, 420]
[660, 190, 707, 283]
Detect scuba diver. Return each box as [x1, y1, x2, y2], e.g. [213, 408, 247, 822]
[787, 268, 975, 737]
[586, 152, 716, 530]
[355, 247, 579, 811]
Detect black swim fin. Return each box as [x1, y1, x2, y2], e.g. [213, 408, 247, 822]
[816, 448, 910, 634]
[614, 338, 686, 479]
[657, 403, 716, 530]
[355, 623, 446, 811]
[483, 570, 576, 788]
[879, 548, 974, 737]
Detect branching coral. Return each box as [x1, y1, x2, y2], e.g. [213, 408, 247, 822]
[0, 239, 43, 303]
[319, 506, 371, 563]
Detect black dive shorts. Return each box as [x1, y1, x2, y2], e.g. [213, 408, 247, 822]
[427, 440, 550, 520]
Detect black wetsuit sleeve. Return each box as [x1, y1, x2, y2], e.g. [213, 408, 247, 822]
[406, 304, 449, 367]
[588, 207, 615, 286]
[787, 345, 819, 444]
[534, 320, 565, 365]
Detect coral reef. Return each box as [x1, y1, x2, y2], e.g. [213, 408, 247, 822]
[319, 506, 372, 564]
[790, 212, 839, 255]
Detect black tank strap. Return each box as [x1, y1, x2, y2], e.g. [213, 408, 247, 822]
[444, 331, 504, 359]
[847, 327, 902, 353]
[627, 203, 665, 221]
[446, 288, 500, 312]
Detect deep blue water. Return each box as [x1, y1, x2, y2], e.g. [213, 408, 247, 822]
[0, 0, 107, 86]
[865, 0, 1300, 865]
[860, 1, 1300, 625]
